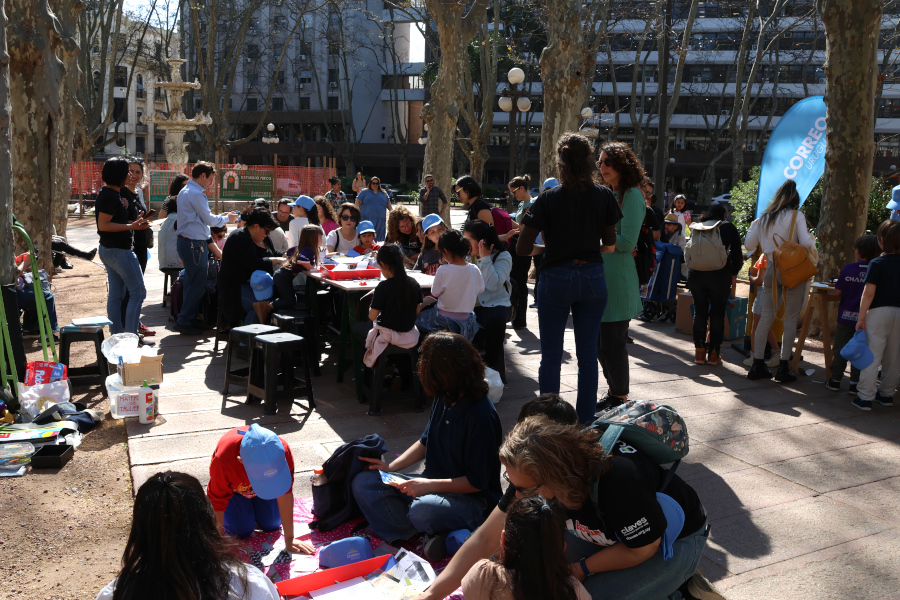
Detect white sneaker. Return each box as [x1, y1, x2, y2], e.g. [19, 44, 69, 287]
[687, 571, 726, 600]
[766, 355, 781, 368]
[742, 356, 754, 367]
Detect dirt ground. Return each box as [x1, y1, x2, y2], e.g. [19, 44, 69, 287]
[0, 219, 133, 600]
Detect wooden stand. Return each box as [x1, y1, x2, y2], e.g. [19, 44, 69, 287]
[791, 283, 840, 379]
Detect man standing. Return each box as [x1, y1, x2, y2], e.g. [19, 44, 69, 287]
[275, 199, 292, 232]
[174, 161, 238, 335]
[419, 174, 448, 218]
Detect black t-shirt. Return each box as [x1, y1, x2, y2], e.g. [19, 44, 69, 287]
[521, 183, 623, 272]
[498, 443, 705, 549]
[866, 254, 900, 309]
[121, 188, 147, 250]
[371, 276, 423, 332]
[395, 232, 422, 257]
[95, 187, 133, 250]
[467, 198, 494, 224]
[644, 205, 660, 235]
[650, 205, 665, 230]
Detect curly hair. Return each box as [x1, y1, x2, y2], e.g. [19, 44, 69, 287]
[313, 195, 338, 225]
[386, 205, 417, 243]
[556, 133, 597, 192]
[417, 332, 489, 403]
[599, 141, 647, 200]
[499, 417, 608, 510]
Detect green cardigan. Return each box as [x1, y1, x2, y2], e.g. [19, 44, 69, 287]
[602, 186, 644, 323]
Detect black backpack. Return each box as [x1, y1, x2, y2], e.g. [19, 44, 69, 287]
[633, 206, 658, 285]
[310, 434, 388, 532]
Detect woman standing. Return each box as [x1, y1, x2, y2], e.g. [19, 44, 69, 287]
[596, 142, 647, 410]
[325, 176, 347, 212]
[351, 172, 366, 196]
[744, 179, 816, 382]
[95, 157, 151, 336]
[507, 175, 535, 329]
[325, 202, 362, 254]
[455, 175, 494, 227]
[686, 203, 743, 365]
[517, 133, 621, 424]
[356, 176, 391, 241]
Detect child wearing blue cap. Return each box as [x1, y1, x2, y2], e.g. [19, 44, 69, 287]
[288, 195, 319, 248]
[353, 220, 381, 255]
[413, 214, 447, 275]
[853, 220, 900, 411]
[207, 424, 315, 554]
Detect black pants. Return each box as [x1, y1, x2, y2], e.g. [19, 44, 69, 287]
[51, 238, 93, 259]
[509, 240, 532, 327]
[689, 275, 730, 353]
[598, 320, 630, 397]
[474, 305, 511, 382]
[532, 254, 543, 300]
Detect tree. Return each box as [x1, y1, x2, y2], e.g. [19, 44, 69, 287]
[420, 0, 488, 220]
[0, 0, 14, 286]
[817, 0, 883, 281]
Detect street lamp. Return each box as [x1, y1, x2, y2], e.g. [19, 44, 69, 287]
[499, 67, 532, 211]
[262, 123, 279, 167]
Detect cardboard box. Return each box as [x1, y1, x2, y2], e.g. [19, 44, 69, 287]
[119, 354, 164, 387]
[679, 293, 749, 341]
[675, 291, 693, 335]
[276, 555, 390, 597]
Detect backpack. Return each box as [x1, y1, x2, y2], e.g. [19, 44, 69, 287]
[589, 400, 689, 499]
[490, 207, 514, 236]
[684, 220, 728, 272]
[310, 434, 388, 532]
[633, 207, 658, 285]
[772, 210, 817, 289]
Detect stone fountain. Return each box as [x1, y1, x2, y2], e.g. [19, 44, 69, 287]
[141, 58, 212, 165]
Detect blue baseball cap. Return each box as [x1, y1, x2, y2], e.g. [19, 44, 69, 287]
[238, 424, 292, 500]
[358, 220, 376, 235]
[318, 536, 373, 568]
[888, 184, 900, 211]
[292, 195, 315, 211]
[446, 529, 472, 555]
[249, 270, 274, 301]
[840, 329, 875, 370]
[423, 213, 444, 233]
[542, 177, 559, 191]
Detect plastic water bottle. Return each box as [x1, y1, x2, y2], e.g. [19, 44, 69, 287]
[310, 467, 327, 486]
[138, 380, 155, 424]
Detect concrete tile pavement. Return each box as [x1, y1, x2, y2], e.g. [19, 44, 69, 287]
[64, 214, 900, 599]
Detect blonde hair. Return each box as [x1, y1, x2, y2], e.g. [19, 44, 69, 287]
[499, 417, 607, 510]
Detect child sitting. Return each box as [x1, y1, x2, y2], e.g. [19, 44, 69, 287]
[415, 229, 484, 341]
[413, 214, 446, 275]
[352, 244, 423, 367]
[853, 220, 900, 411]
[288, 195, 318, 247]
[461, 494, 590, 600]
[353, 220, 381, 255]
[743, 251, 781, 369]
[261, 224, 324, 323]
[826, 234, 881, 393]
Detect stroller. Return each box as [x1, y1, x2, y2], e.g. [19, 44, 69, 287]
[638, 242, 684, 323]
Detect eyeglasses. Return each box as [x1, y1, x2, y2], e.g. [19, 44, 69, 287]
[503, 471, 541, 496]
[341, 215, 359, 222]
[425, 179, 434, 184]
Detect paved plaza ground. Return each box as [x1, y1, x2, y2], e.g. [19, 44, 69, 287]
[42, 212, 900, 599]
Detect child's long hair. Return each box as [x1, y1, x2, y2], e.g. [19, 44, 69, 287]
[463, 219, 508, 254]
[502, 495, 579, 600]
[288, 224, 324, 267]
[376, 244, 420, 316]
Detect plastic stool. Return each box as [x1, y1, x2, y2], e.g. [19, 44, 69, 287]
[247, 332, 315, 415]
[58, 326, 109, 395]
[223, 324, 280, 395]
[271, 310, 321, 376]
[161, 267, 181, 307]
[359, 344, 424, 416]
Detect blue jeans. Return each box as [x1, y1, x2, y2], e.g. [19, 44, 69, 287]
[176, 237, 208, 326]
[240, 283, 260, 325]
[99, 246, 146, 334]
[351, 470, 487, 544]
[536, 262, 608, 423]
[415, 306, 480, 342]
[565, 524, 710, 600]
[224, 494, 281, 538]
[17, 287, 59, 333]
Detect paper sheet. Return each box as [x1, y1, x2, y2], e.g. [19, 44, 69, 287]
[386, 549, 436, 592]
[308, 576, 374, 599]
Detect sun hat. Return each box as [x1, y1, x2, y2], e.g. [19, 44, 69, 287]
[238, 424, 292, 500]
[292, 195, 315, 211]
[664, 214, 681, 226]
[541, 177, 559, 191]
[318, 536, 374, 568]
[840, 329, 875, 371]
[357, 220, 376, 235]
[423, 213, 444, 233]
[249, 270, 274, 301]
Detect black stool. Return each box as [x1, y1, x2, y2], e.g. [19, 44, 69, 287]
[271, 310, 321, 376]
[161, 267, 182, 307]
[223, 324, 280, 395]
[247, 332, 315, 415]
[359, 344, 424, 416]
[58, 326, 109, 395]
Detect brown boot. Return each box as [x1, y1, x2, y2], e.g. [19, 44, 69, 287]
[707, 349, 722, 365]
[253, 301, 273, 324]
[694, 348, 707, 364]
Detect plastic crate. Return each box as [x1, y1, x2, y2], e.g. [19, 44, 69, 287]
[324, 267, 381, 280]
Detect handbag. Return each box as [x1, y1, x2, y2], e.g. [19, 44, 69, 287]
[141, 227, 155, 249]
[772, 210, 817, 289]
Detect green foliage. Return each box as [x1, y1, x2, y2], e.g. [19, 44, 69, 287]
[728, 167, 761, 239]
[867, 178, 894, 233]
[482, 183, 500, 198]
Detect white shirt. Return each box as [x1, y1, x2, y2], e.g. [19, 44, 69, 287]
[268, 226, 289, 254]
[744, 209, 815, 258]
[96, 564, 279, 600]
[326, 228, 359, 254]
[432, 263, 485, 314]
[288, 217, 309, 248]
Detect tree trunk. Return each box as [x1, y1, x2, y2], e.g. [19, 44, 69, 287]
[8, 0, 66, 274]
[421, 0, 487, 223]
[539, 0, 593, 182]
[0, 0, 15, 285]
[818, 0, 882, 281]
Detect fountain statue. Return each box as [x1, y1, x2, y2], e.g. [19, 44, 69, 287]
[141, 58, 212, 165]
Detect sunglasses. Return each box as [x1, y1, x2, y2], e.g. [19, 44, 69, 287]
[599, 159, 613, 167]
[503, 471, 541, 496]
[425, 179, 434, 184]
[341, 215, 359, 222]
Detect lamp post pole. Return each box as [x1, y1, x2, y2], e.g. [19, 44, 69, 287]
[653, 0, 673, 193]
[499, 67, 531, 212]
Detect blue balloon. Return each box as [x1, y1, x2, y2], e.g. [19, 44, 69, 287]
[756, 96, 827, 218]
